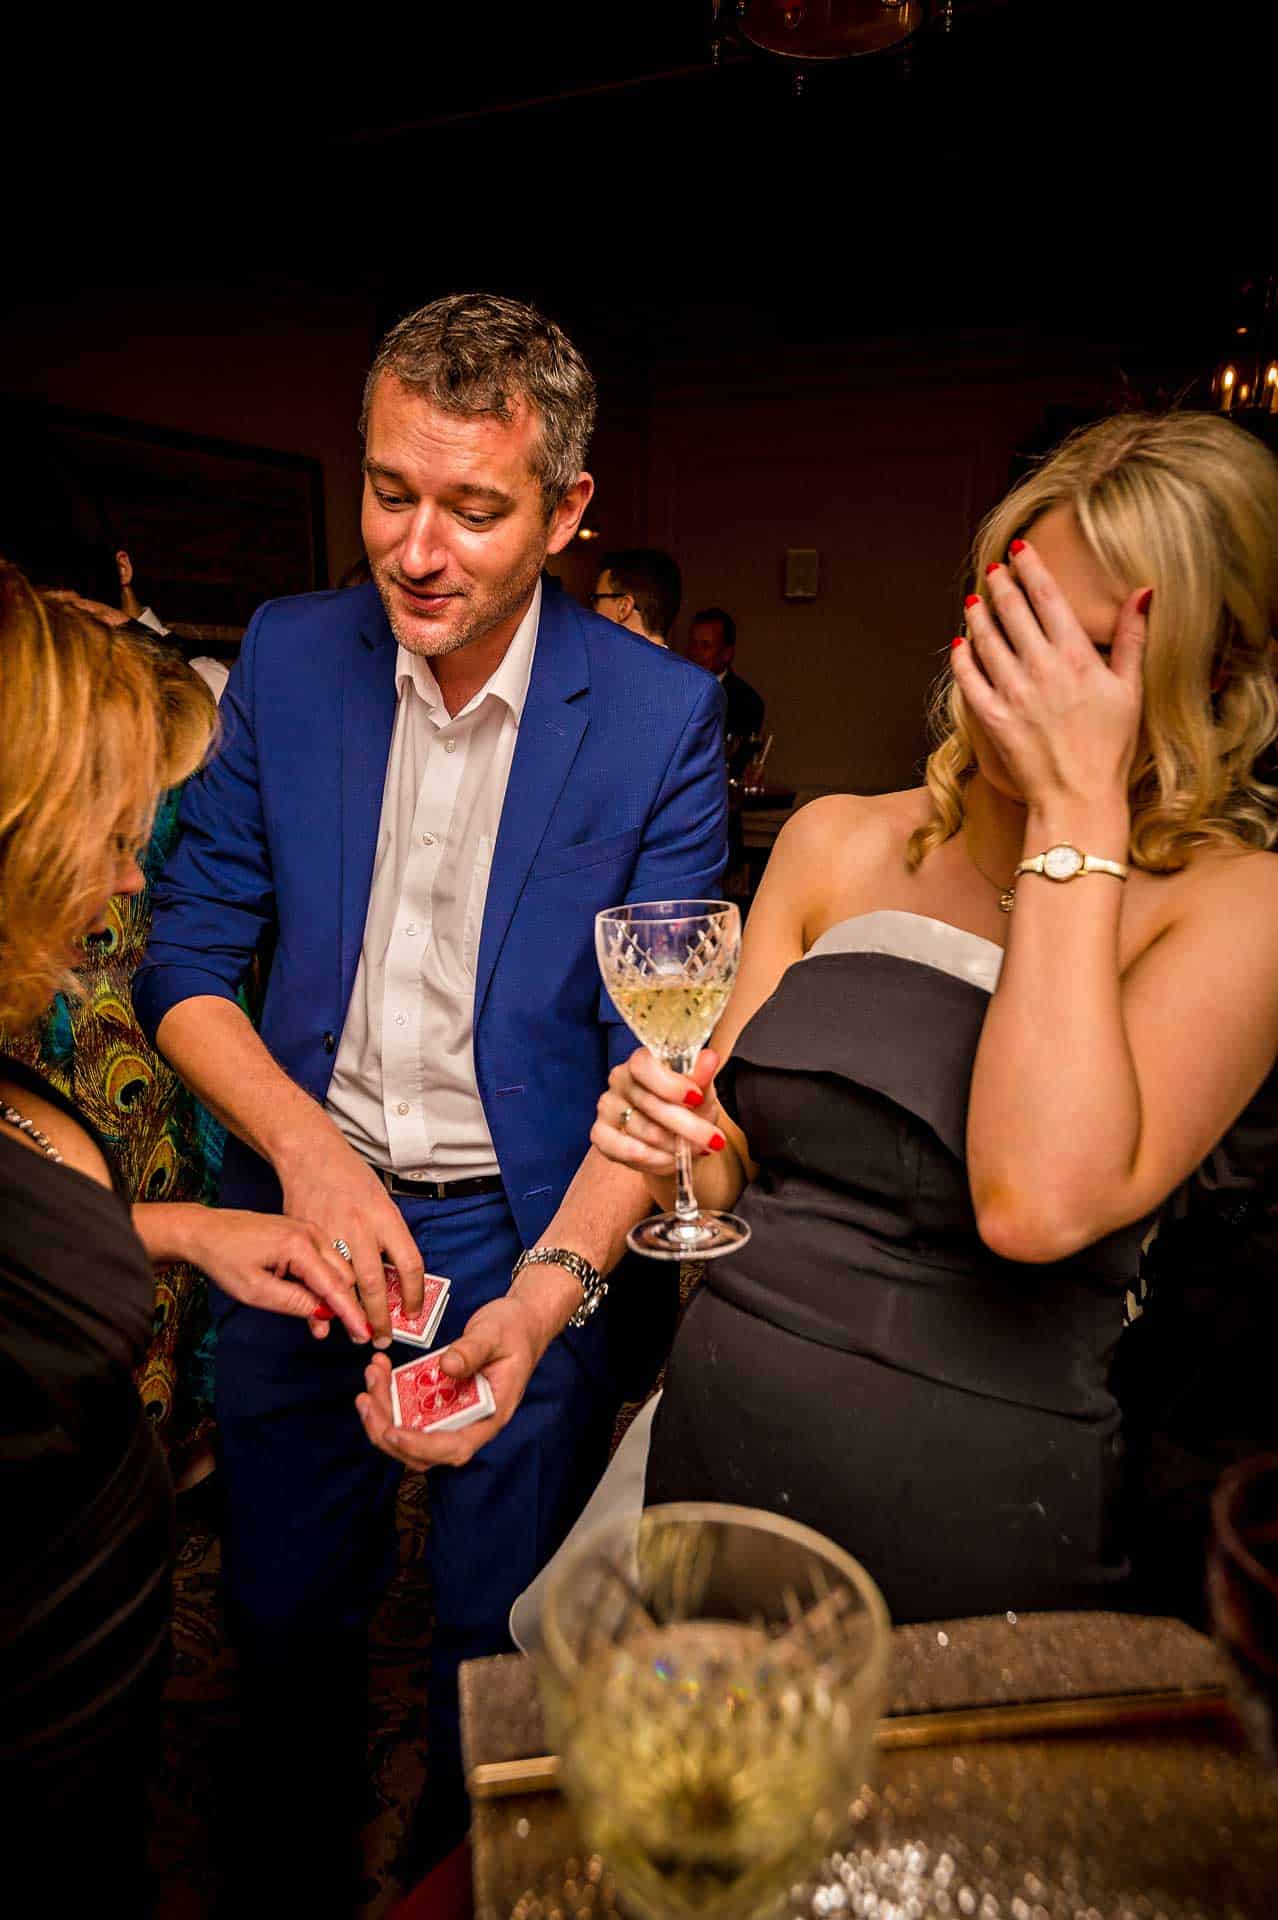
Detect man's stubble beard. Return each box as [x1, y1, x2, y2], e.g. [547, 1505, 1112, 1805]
[374, 539, 548, 661]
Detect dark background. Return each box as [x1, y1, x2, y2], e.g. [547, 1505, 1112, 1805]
[3, 0, 1269, 790]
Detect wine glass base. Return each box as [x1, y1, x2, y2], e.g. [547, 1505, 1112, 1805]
[626, 1212, 752, 1261]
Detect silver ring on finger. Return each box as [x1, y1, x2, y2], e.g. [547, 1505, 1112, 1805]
[332, 1238, 353, 1263]
[618, 1104, 634, 1133]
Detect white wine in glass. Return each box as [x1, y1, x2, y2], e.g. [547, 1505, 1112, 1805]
[538, 1503, 891, 1920]
[596, 900, 750, 1260]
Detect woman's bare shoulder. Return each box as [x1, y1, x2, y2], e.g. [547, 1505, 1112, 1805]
[0, 1076, 113, 1189]
[779, 787, 929, 849]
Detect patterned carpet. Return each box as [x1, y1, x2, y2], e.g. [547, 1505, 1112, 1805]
[152, 1469, 435, 1917]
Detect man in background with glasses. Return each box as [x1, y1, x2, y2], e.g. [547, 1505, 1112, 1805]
[590, 546, 682, 648]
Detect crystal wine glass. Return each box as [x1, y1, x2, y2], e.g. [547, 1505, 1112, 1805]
[538, 1502, 891, 1920]
[596, 899, 749, 1259]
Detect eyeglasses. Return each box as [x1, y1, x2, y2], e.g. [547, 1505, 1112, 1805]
[589, 591, 627, 606]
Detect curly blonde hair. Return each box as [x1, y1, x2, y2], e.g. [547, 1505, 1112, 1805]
[0, 561, 217, 1033]
[908, 412, 1278, 872]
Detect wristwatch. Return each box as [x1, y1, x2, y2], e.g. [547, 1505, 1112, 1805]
[511, 1246, 609, 1328]
[1014, 843, 1129, 887]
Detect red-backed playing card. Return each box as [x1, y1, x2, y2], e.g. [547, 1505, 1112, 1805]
[384, 1265, 450, 1349]
[390, 1350, 496, 1435]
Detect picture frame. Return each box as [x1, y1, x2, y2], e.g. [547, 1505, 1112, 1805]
[1, 398, 329, 644]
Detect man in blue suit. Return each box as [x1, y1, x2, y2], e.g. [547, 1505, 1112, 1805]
[134, 293, 727, 1899]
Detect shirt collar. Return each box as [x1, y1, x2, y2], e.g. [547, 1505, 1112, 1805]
[395, 577, 542, 725]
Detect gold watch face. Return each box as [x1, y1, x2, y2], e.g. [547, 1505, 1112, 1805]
[1043, 843, 1084, 880]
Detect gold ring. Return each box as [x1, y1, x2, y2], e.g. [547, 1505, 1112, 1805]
[618, 1105, 634, 1132]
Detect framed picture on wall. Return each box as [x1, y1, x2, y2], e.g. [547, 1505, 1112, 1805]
[0, 398, 328, 646]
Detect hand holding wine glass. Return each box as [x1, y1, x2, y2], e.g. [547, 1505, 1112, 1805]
[595, 900, 750, 1259]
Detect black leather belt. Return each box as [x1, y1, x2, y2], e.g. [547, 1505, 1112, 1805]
[375, 1168, 505, 1202]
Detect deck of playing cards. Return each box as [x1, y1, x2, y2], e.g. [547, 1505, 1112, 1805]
[383, 1265, 450, 1349]
[390, 1349, 496, 1435]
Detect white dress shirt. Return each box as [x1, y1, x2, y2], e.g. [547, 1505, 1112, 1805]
[325, 581, 541, 1178]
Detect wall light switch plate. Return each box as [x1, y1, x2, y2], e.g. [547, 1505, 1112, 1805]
[783, 548, 819, 599]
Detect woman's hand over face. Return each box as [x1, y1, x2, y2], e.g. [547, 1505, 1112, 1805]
[954, 540, 1151, 813]
[591, 1046, 726, 1175]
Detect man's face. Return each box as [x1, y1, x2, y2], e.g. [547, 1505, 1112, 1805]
[362, 373, 591, 659]
[686, 617, 732, 675]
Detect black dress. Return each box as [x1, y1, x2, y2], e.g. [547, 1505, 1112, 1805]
[1114, 1054, 1278, 1625]
[646, 913, 1144, 1622]
[0, 1055, 173, 1893]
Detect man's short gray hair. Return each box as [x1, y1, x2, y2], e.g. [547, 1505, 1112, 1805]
[361, 292, 597, 508]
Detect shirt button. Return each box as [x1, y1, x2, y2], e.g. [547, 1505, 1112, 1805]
[394, 1011, 407, 1027]
[421, 832, 436, 846]
[443, 738, 458, 754]
[405, 924, 418, 936]
[396, 1101, 410, 1116]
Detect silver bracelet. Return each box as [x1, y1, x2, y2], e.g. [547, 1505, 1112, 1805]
[511, 1246, 609, 1328]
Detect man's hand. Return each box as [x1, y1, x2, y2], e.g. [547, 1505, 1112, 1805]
[355, 1294, 543, 1469]
[164, 1205, 372, 1344]
[276, 1124, 426, 1345]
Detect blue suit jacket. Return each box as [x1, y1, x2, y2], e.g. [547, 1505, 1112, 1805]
[135, 576, 727, 1270]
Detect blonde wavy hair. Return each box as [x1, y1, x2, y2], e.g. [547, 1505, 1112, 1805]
[908, 412, 1278, 872]
[0, 560, 217, 1033]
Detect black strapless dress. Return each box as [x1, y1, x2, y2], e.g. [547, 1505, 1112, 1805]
[646, 914, 1145, 1623]
[0, 1056, 173, 1893]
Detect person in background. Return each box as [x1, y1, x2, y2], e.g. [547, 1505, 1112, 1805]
[560, 410, 1278, 1631]
[686, 604, 764, 743]
[590, 547, 681, 648]
[115, 547, 230, 703]
[0, 564, 371, 1907]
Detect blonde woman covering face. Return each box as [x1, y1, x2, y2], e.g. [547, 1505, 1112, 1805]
[572, 412, 1278, 1622]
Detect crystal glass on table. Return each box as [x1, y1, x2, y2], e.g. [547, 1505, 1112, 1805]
[537, 1502, 890, 1920]
[596, 900, 749, 1259]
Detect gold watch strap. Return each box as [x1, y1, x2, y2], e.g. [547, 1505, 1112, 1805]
[1014, 845, 1129, 884]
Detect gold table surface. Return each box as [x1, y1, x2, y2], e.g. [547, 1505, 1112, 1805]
[460, 1613, 1278, 1920]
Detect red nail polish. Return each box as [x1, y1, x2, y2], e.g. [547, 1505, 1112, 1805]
[1009, 538, 1027, 556]
[964, 594, 981, 609]
[985, 562, 1002, 578]
[1136, 588, 1154, 615]
[684, 1087, 704, 1109]
[312, 1302, 335, 1320]
[709, 1131, 726, 1151]
[951, 636, 964, 650]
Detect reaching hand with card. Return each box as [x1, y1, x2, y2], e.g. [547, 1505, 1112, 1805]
[272, 1115, 428, 1347]
[356, 1292, 544, 1468]
[132, 1202, 373, 1343]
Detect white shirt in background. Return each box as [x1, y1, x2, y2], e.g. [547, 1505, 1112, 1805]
[134, 605, 230, 704]
[325, 581, 542, 1179]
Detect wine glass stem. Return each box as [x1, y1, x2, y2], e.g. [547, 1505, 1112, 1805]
[668, 1049, 700, 1223]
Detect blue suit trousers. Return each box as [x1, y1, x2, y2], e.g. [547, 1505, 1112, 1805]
[214, 1186, 617, 1856]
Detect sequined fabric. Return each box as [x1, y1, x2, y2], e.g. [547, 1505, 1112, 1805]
[461, 1615, 1278, 1920]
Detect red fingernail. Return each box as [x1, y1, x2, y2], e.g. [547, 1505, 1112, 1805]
[1136, 588, 1154, 615]
[964, 594, 981, 609]
[684, 1087, 704, 1108]
[951, 636, 964, 650]
[709, 1131, 726, 1151]
[1009, 539, 1027, 556]
[311, 1302, 335, 1320]
[985, 562, 1002, 577]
